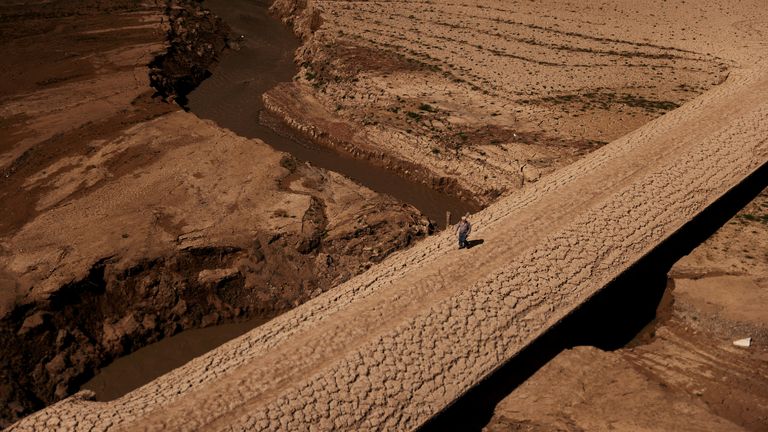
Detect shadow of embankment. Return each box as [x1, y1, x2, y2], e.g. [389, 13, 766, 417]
[420, 161, 768, 431]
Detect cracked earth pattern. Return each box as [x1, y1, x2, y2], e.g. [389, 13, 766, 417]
[7, 62, 768, 431]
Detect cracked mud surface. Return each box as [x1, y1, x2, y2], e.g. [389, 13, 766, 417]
[8, 57, 768, 430]
[483, 189, 768, 432]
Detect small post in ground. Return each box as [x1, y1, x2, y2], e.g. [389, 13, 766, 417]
[446, 211, 451, 230]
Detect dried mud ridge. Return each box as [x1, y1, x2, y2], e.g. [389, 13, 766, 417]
[9, 57, 768, 430]
[263, 0, 734, 207]
[148, 0, 229, 107]
[260, 105, 484, 207]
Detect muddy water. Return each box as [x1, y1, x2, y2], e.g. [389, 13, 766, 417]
[186, 0, 477, 224]
[81, 317, 268, 401]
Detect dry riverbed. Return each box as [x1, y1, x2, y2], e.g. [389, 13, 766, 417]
[1, 0, 767, 429]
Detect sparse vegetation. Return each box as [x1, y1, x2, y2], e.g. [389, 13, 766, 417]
[738, 213, 768, 224]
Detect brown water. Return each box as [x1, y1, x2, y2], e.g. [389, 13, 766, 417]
[81, 317, 268, 401]
[186, 0, 478, 224]
[81, 0, 476, 402]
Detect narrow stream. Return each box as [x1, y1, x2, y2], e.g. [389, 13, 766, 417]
[186, 0, 477, 224]
[81, 0, 476, 401]
[81, 318, 268, 401]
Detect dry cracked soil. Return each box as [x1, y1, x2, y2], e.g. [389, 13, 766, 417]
[1, 0, 768, 430]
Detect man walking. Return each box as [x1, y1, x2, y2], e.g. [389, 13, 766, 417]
[456, 214, 472, 249]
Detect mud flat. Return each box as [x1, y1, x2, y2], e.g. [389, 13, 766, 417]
[0, 0, 429, 426]
[2, 0, 768, 430]
[264, 0, 768, 205]
[253, 4, 768, 426]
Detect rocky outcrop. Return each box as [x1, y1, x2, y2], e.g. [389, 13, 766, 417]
[270, 0, 322, 40]
[148, 0, 230, 107]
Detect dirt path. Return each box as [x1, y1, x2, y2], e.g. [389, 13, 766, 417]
[9, 56, 768, 430]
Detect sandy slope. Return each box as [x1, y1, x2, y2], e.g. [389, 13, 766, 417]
[8, 51, 768, 430]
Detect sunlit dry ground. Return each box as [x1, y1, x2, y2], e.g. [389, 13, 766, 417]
[270, 0, 768, 203]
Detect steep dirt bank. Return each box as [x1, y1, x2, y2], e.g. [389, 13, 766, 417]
[148, 0, 230, 106]
[266, 0, 766, 206]
[0, 0, 429, 426]
[483, 187, 768, 431]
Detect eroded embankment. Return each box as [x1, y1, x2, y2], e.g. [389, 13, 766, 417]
[264, 0, 737, 207]
[2, 205, 425, 425]
[148, 0, 230, 107]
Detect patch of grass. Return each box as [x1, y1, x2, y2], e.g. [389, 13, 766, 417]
[737, 213, 768, 224]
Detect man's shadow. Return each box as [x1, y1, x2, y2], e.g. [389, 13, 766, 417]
[466, 239, 484, 249]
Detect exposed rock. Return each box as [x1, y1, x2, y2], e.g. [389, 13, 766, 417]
[197, 268, 239, 285]
[17, 311, 50, 336]
[520, 165, 540, 183]
[148, 0, 230, 107]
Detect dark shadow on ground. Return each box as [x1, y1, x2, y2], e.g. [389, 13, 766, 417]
[466, 239, 484, 249]
[419, 161, 768, 432]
